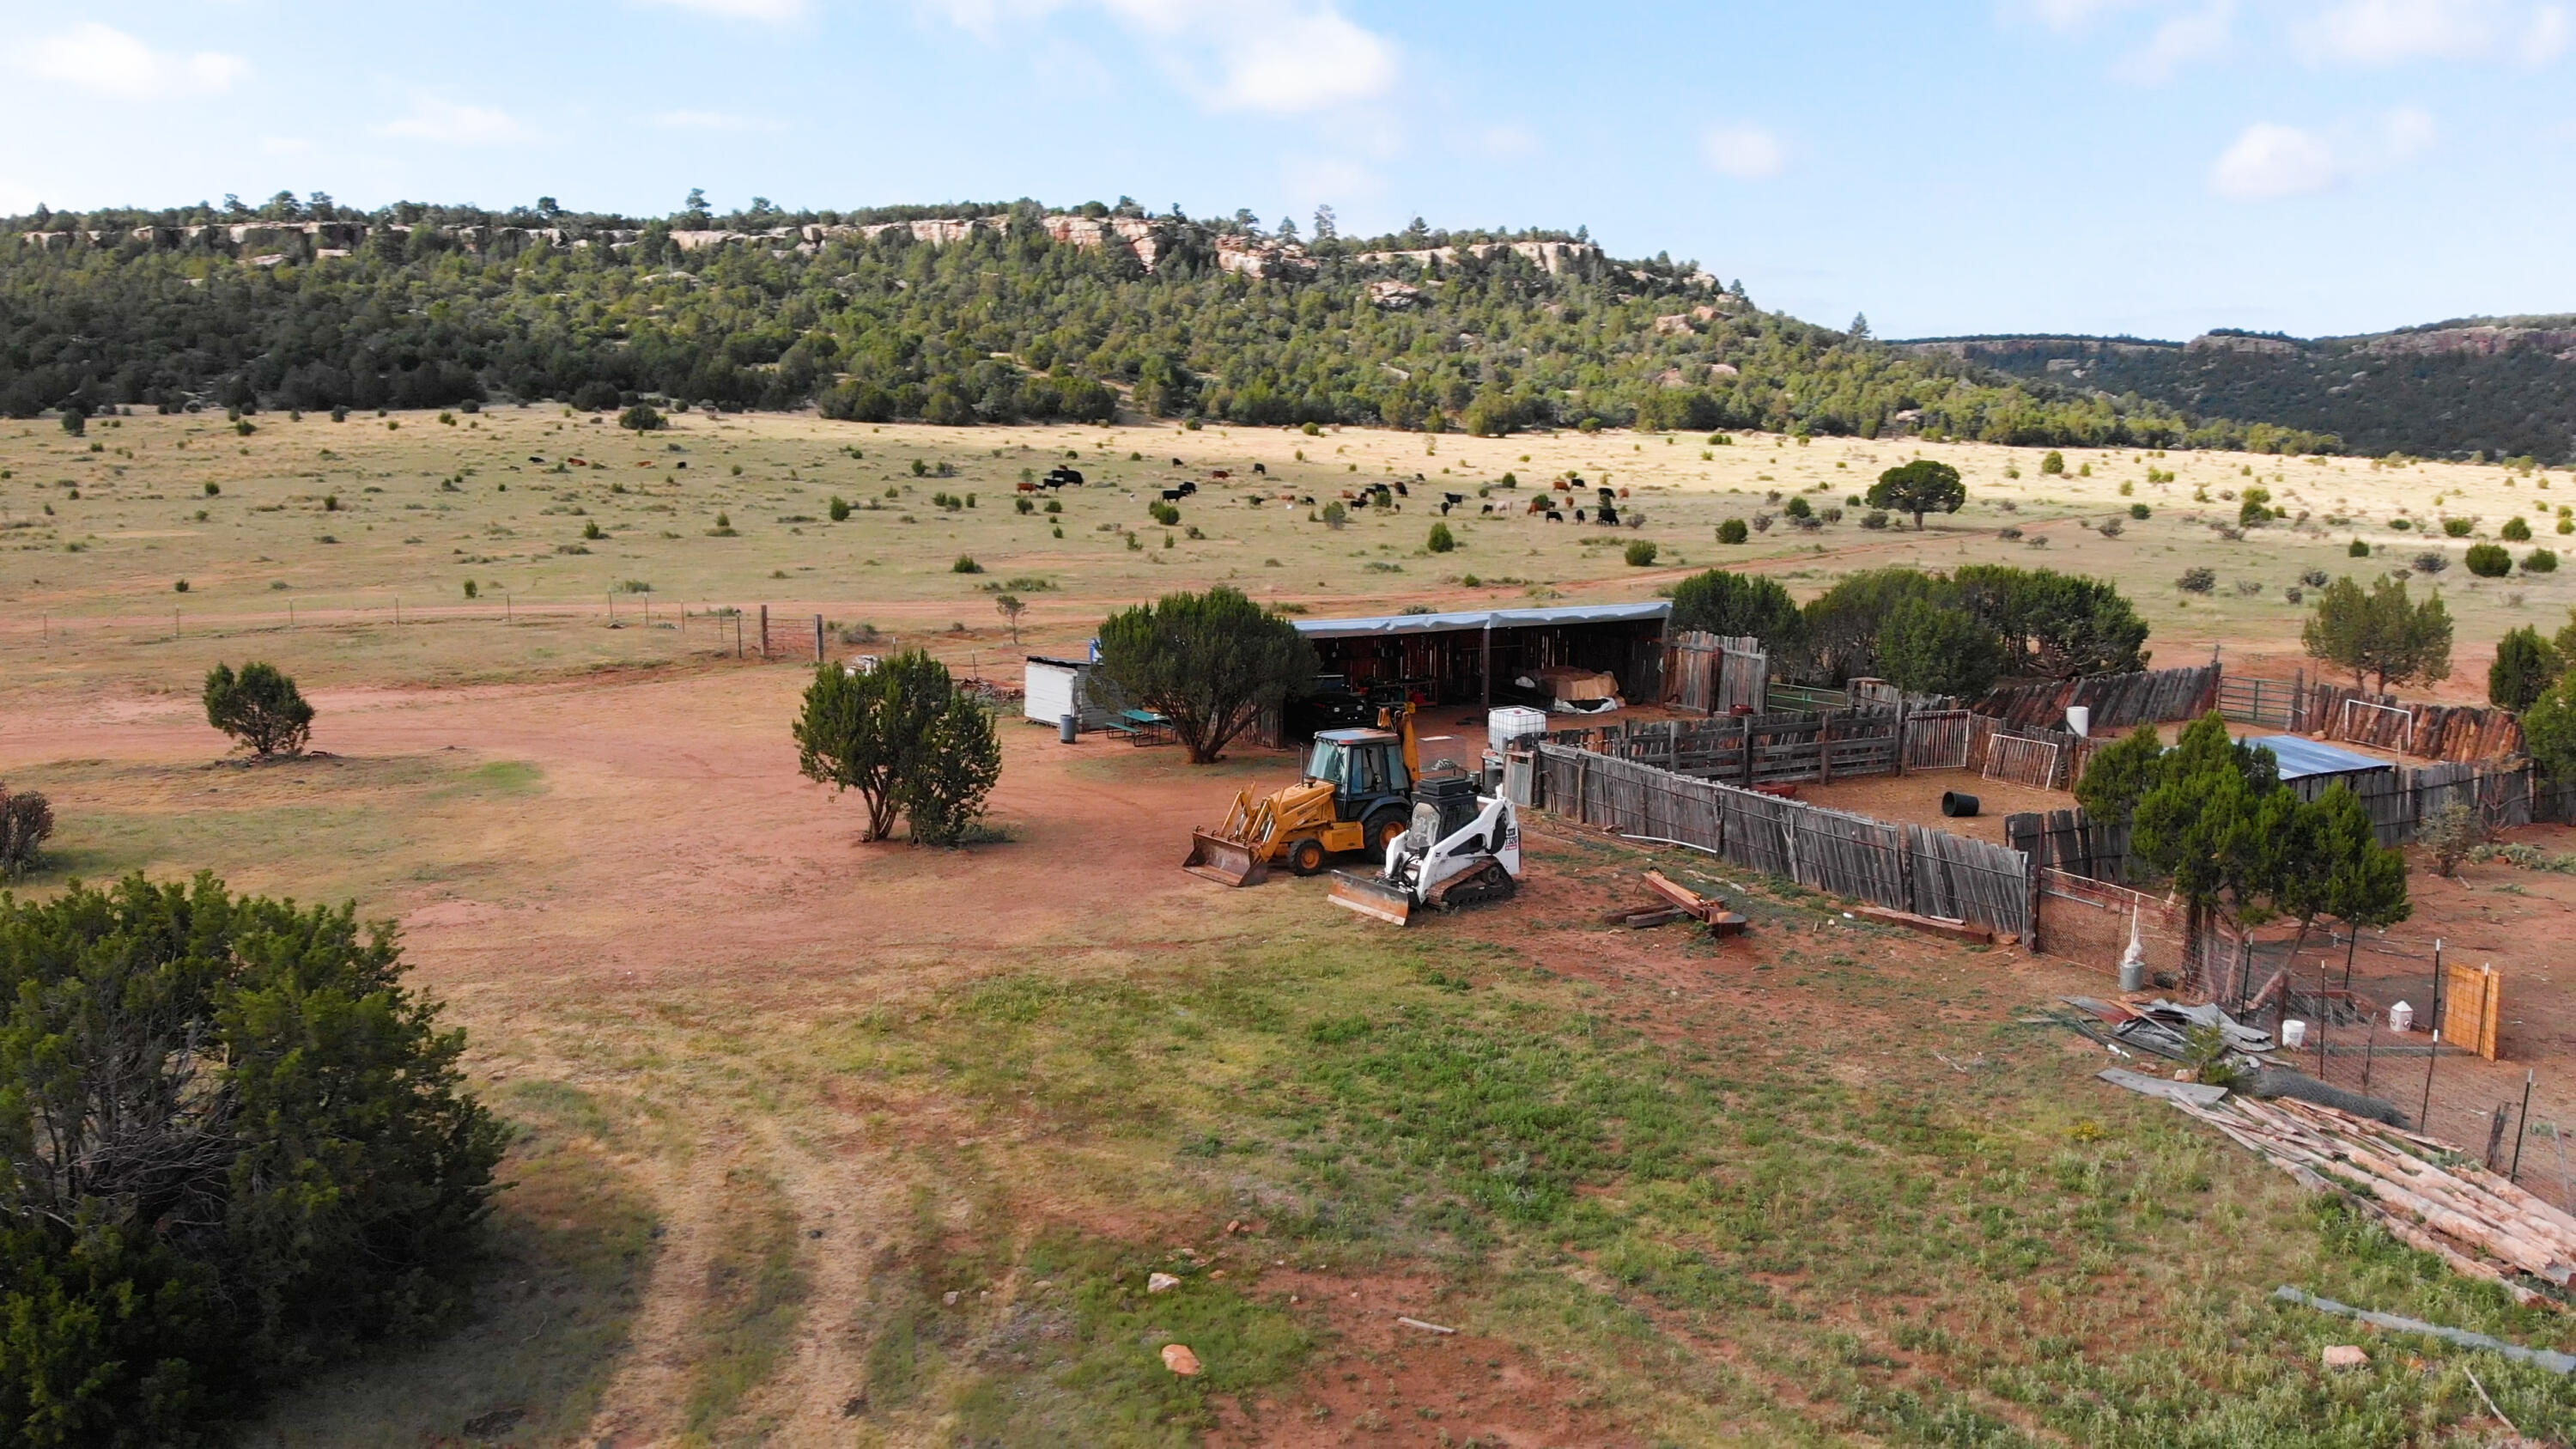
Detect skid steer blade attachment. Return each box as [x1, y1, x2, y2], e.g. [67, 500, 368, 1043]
[1327, 870, 1413, 925]
[1183, 830, 1267, 887]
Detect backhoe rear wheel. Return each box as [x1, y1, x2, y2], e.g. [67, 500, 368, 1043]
[1364, 807, 1411, 853]
[1285, 837, 1328, 876]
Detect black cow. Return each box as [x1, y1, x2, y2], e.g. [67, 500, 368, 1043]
[1443, 492, 1464, 505]
[1574, 508, 1588, 523]
[1171, 457, 1185, 466]
[527, 455, 546, 464]
[1546, 509, 1564, 522]
[1438, 502, 1453, 514]
[1393, 480, 1409, 496]
[1596, 504, 1619, 526]
[1252, 462, 1267, 475]
[1176, 481, 1197, 496]
[1160, 489, 1185, 502]
[1479, 503, 1494, 514]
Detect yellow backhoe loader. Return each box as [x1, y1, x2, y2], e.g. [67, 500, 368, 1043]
[1182, 704, 1421, 887]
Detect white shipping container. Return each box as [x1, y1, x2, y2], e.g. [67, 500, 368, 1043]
[1488, 706, 1548, 753]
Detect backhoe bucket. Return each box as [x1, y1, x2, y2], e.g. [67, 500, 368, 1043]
[1327, 870, 1413, 926]
[1183, 829, 1267, 887]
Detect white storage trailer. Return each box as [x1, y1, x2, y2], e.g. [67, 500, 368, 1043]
[1023, 656, 1122, 732]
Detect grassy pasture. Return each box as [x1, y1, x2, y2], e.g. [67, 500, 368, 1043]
[6, 405, 2567, 687]
[5, 411, 2576, 1443]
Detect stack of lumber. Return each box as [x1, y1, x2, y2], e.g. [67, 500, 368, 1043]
[1641, 870, 1749, 937]
[2173, 1094, 2576, 1306]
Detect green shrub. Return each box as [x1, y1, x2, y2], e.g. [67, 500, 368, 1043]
[2526, 548, 2561, 574]
[2466, 542, 2512, 577]
[952, 555, 982, 574]
[1427, 522, 1456, 552]
[203, 661, 314, 757]
[617, 403, 665, 432]
[0, 782, 53, 877]
[1150, 502, 1181, 527]
[2348, 538, 2372, 557]
[582, 520, 604, 540]
[2443, 517, 2475, 538]
[1717, 518, 1749, 544]
[829, 496, 852, 521]
[2038, 449, 2063, 474]
[2129, 502, 2149, 520]
[1624, 539, 1659, 567]
[0, 876, 502, 1442]
[1783, 496, 1813, 520]
[1044, 498, 1062, 514]
[2505, 516, 2534, 541]
[1861, 510, 1890, 530]
[2176, 567, 2216, 594]
[1013, 496, 1033, 514]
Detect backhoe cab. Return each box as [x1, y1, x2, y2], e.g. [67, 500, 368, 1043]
[1182, 704, 1421, 886]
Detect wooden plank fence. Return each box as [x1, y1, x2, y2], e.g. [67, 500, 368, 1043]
[1534, 744, 2033, 939]
[1974, 663, 2221, 732]
[1905, 709, 1974, 770]
[2305, 684, 2526, 762]
[1665, 632, 1769, 715]
[2219, 672, 2307, 730]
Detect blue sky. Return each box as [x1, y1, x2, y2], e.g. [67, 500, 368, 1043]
[3, 0, 2567, 339]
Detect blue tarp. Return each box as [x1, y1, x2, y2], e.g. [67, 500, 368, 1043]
[1292, 600, 1670, 640]
[2236, 734, 2392, 782]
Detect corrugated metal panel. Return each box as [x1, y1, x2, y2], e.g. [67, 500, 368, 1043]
[1292, 600, 1672, 640]
[2236, 734, 2393, 782]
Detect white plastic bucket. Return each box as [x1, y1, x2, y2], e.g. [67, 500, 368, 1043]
[2281, 1020, 2308, 1050]
[2065, 705, 2091, 738]
[2389, 1001, 2415, 1033]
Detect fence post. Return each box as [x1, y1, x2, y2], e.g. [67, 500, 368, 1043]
[1739, 713, 1756, 788]
[1895, 703, 1910, 776]
[759, 605, 769, 659]
[1818, 710, 1835, 785]
[814, 613, 825, 663]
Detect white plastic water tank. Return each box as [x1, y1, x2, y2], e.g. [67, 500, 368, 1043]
[1488, 706, 1548, 753]
[2065, 705, 2091, 738]
[2389, 1000, 2415, 1033]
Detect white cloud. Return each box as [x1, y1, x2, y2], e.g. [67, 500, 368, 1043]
[918, 0, 1399, 113]
[2116, 0, 2234, 79]
[653, 109, 781, 131]
[22, 22, 246, 98]
[1207, 5, 1394, 112]
[2294, 0, 2563, 64]
[1472, 124, 1540, 160]
[2208, 122, 2341, 198]
[2381, 103, 2438, 158]
[2025, 0, 2142, 31]
[639, 0, 807, 19]
[1701, 125, 1786, 180]
[374, 96, 529, 145]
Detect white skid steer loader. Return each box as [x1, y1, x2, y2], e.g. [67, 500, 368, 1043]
[1327, 773, 1521, 927]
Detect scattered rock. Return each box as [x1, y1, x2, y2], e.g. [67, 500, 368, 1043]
[462, 1407, 526, 1439]
[1161, 1343, 1201, 1376]
[2322, 1344, 2369, 1369]
[1147, 1271, 1181, 1294]
[839, 1393, 868, 1418]
[942, 1290, 960, 1306]
[1225, 1219, 1243, 1235]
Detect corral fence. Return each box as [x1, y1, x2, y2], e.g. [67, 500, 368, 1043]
[1976, 662, 2221, 733]
[1532, 743, 2033, 940]
[2219, 672, 2309, 730]
[2304, 685, 2526, 763]
[2013, 757, 2541, 872]
[1664, 631, 1770, 715]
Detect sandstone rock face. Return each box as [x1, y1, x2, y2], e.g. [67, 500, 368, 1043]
[2185, 332, 2300, 356]
[1368, 278, 1423, 309]
[1352, 240, 1605, 276]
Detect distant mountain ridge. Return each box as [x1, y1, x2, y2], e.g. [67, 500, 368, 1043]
[1895, 318, 2576, 462]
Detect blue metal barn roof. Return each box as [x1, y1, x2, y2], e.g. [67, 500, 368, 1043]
[2236, 734, 2393, 782]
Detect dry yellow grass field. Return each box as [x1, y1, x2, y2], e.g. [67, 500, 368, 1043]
[7, 405, 2561, 688]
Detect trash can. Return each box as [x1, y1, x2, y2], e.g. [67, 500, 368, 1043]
[1059, 714, 1078, 744]
[1941, 790, 1980, 818]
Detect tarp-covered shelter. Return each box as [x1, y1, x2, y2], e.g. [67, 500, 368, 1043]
[1291, 601, 1671, 722]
